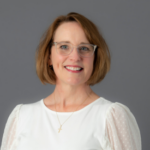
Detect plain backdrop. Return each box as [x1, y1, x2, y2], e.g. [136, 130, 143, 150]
[0, 0, 149, 149]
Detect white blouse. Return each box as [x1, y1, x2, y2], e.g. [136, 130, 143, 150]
[1, 97, 141, 150]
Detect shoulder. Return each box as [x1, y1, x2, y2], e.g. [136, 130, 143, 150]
[95, 97, 114, 113]
[10, 100, 42, 119]
[91, 97, 114, 121]
[9, 104, 23, 117]
[106, 101, 132, 117]
[96, 97, 133, 118]
[20, 99, 42, 112]
[97, 97, 138, 131]
[15, 99, 43, 131]
[104, 99, 137, 125]
[19, 99, 42, 118]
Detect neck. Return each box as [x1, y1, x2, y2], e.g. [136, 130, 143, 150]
[53, 83, 93, 109]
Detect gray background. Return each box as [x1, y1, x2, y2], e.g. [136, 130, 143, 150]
[0, 0, 149, 149]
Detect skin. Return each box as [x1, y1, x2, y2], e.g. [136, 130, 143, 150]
[44, 22, 100, 112]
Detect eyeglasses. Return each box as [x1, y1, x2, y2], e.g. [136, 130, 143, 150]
[52, 42, 97, 58]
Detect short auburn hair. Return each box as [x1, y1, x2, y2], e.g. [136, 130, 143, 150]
[36, 12, 111, 86]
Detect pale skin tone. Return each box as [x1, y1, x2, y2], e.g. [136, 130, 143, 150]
[43, 21, 100, 112]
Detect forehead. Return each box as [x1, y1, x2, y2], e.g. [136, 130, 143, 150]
[53, 22, 89, 43]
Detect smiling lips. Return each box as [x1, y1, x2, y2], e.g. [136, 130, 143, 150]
[64, 66, 83, 73]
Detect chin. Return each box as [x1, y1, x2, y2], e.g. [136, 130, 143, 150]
[66, 79, 87, 86]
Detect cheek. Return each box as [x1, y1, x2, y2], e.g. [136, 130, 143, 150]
[56, 56, 65, 67]
[51, 48, 62, 65]
[87, 57, 94, 71]
[89, 63, 94, 74]
[52, 55, 66, 71]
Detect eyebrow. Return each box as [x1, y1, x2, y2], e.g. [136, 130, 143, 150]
[58, 41, 90, 44]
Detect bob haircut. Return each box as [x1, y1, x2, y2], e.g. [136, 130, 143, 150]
[36, 12, 111, 86]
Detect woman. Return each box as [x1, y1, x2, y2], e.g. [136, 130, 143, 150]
[1, 12, 141, 150]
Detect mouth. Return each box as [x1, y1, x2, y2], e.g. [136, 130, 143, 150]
[64, 66, 83, 72]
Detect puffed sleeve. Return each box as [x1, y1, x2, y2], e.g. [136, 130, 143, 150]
[1, 104, 23, 150]
[105, 102, 142, 150]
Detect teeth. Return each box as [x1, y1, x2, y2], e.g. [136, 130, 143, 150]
[65, 66, 82, 71]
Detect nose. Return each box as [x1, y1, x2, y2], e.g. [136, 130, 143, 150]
[69, 46, 81, 61]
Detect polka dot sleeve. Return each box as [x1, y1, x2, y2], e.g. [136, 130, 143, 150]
[105, 102, 142, 150]
[1, 104, 22, 150]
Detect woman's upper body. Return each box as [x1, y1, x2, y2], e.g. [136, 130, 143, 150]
[1, 12, 142, 150]
[1, 97, 141, 150]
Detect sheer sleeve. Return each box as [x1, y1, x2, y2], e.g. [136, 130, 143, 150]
[105, 102, 142, 150]
[1, 104, 22, 150]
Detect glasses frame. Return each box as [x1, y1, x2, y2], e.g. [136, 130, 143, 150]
[52, 42, 97, 58]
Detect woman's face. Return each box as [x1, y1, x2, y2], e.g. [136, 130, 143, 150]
[49, 22, 94, 86]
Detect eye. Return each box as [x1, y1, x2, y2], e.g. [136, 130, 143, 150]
[60, 45, 69, 50]
[79, 46, 90, 51]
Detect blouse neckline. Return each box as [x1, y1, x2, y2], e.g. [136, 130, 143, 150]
[41, 97, 103, 115]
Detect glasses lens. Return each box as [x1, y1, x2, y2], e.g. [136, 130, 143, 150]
[78, 44, 94, 57]
[56, 42, 71, 55]
[55, 42, 95, 57]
